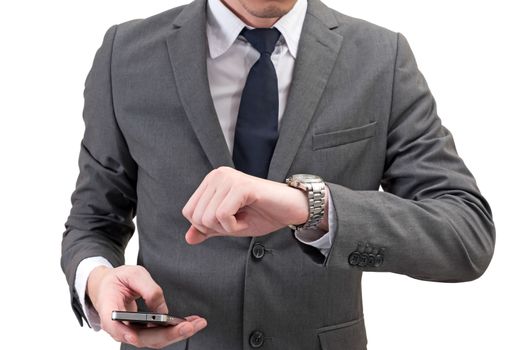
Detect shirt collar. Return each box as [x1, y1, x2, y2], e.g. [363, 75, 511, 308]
[207, 0, 307, 59]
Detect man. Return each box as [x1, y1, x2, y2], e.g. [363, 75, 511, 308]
[61, 0, 496, 349]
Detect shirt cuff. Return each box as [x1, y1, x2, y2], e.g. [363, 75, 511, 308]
[74, 256, 113, 331]
[294, 186, 337, 257]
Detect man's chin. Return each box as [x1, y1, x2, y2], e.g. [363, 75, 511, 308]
[240, 0, 293, 19]
[245, 6, 289, 19]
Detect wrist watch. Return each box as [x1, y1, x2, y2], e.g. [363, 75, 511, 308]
[285, 174, 326, 230]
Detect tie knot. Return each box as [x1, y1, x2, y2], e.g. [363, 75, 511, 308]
[241, 28, 281, 55]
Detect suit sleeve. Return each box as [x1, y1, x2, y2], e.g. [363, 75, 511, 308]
[325, 33, 495, 282]
[61, 25, 137, 326]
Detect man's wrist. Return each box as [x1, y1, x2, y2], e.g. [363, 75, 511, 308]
[285, 185, 310, 226]
[285, 174, 327, 231]
[86, 265, 111, 308]
[75, 257, 113, 330]
[295, 186, 329, 232]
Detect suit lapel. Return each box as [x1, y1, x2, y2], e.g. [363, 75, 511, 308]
[165, 0, 342, 177]
[165, 0, 234, 170]
[267, 0, 342, 182]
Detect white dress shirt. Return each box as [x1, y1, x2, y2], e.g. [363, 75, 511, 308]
[75, 0, 336, 330]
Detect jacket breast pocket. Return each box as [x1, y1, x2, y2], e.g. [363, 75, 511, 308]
[317, 318, 367, 350]
[312, 121, 377, 150]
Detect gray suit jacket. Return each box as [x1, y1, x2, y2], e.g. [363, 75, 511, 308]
[61, 0, 495, 349]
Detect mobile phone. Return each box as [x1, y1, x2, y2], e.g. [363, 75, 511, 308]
[112, 311, 185, 326]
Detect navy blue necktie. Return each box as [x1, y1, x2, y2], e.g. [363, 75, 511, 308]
[233, 28, 281, 178]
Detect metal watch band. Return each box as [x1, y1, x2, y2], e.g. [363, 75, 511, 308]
[286, 175, 326, 231]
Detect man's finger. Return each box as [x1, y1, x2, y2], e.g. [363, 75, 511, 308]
[185, 225, 210, 245]
[191, 186, 217, 227]
[199, 187, 231, 233]
[216, 190, 250, 234]
[132, 317, 208, 348]
[120, 266, 168, 313]
[182, 182, 208, 221]
[101, 312, 139, 344]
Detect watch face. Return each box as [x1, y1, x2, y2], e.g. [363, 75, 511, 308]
[293, 174, 323, 183]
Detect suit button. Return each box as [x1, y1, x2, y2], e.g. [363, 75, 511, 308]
[367, 254, 376, 266]
[358, 253, 368, 267]
[249, 330, 265, 348]
[374, 254, 384, 267]
[252, 243, 265, 260]
[348, 251, 360, 266]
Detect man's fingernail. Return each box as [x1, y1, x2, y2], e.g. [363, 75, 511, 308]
[124, 334, 132, 343]
[180, 324, 193, 337]
[196, 320, 207, 330]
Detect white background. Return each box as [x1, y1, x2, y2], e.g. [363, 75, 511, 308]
[0, 0, 523, 348]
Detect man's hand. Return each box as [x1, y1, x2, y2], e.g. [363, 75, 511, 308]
[87, 265, 207, 348]
[182, 166, 321, 244]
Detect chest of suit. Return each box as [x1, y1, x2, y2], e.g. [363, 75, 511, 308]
[108, 4, 397, 349]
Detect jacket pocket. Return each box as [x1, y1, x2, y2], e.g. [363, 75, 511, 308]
[317, 317, 367, 350]
[312, 121, 377, 150]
